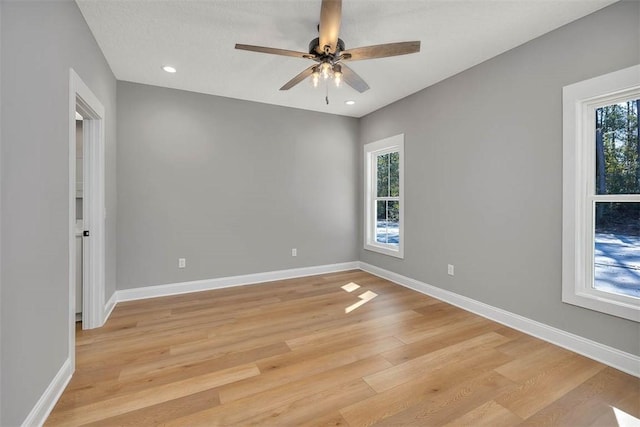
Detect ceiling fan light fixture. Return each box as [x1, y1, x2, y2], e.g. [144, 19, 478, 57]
[333, 64, 342, 87]
[321, 61, 332, 80]
[311, 67, 321, 87]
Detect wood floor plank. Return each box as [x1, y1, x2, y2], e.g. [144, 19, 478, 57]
[365, 332, 510, 393]
[382, 319, 501, 365]
[285, 309, 423, 349]
[374, 371, 516, 426]
[46, 363, 259, 426]
[441, 400, 522, 427]
[279, 318, 415, 360]
[494, 342, 576, 383]
[219, 336, 403, 403]
[494, 333, 551, 357]
[340, 348, 513, 426]
[519, 367, 639, 427]
[45, 271, 639, 426]
[81, 389, 221, 427]
[117, 341, 290, 383]
[162, 356, 392, 426]
[492, 325, 525, 339]
[298, 412, 351, 427]
[166, 310, 348, 357]
[495, 353, 606, 419]
[241, 379, 374, 426]
[393, 312, 491, 345]
[76, 328, 212, 361]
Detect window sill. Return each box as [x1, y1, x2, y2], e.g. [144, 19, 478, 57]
[562, 283, 639, 322]
[364, 243, 404, 259]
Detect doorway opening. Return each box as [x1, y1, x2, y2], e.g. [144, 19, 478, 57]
[75, 114, 83, 323]
[69, 69, 106, 367]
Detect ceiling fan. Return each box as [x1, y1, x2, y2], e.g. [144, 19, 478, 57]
[235, 0, 420, 94]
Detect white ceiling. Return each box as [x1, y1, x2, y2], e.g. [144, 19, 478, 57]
[76, 0, 616, 118]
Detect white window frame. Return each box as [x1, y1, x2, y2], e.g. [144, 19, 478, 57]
[364, 134, 404, 258]
[562, 64, 640, 322]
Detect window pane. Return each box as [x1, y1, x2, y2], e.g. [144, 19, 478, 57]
[376, 200, 399, 246]
[594, 202, 640, 298]
[595, 99, 640, 195]
[387, 200, 399, 229]
[376, 200, 387, 243]
[389, 151, 399, 197]
[377, 153, 389, 197]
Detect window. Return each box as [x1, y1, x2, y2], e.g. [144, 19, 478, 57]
[563, 65, 640, 322]
[364, 134, 404, 258]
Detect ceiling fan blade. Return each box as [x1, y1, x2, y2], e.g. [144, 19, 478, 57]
[235, 44, 315, 59]
[342, 41, 420, 61]
[340, 64, 369, 93]
[318, 0, 342, 54]
[280, 65, 317, 90]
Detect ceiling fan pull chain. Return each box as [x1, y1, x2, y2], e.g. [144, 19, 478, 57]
[325, 80, 330, 105]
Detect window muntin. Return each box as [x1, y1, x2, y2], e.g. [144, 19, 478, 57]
[364, 135, 404, 258]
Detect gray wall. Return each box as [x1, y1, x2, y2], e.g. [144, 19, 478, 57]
[359, 0, 640, 356]
[117, 82, 359, 289]
[0, 1, 117, 425]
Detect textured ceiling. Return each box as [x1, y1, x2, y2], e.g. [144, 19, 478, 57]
[76, 0, 616, 118]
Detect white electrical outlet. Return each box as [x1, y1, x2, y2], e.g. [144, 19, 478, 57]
[178, 258, 186, 268]
[291, 248, 297, 257]
[447, 264, 454, 276]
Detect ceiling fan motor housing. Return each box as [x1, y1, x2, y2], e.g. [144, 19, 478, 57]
[309, 37, 345, 58]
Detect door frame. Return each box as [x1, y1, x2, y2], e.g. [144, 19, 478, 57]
[68, 69, 106, 366]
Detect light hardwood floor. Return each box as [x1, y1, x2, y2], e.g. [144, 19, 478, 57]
[46, 270, 639, 426]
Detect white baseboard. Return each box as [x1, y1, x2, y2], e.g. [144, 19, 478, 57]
[359, 262, 640, 378]
[116, 261, 360, 303]
[103, 292, 117, 323]
[21, 358, 72, 427]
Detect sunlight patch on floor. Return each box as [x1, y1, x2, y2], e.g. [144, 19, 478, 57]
[345, 290, 378, 314]
[612, 406, 640, 427]
[341, 282, 361, 293]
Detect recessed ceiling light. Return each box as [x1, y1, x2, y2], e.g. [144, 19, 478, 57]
[162, 65, 177, 73]
[345, 100, 355, 105]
